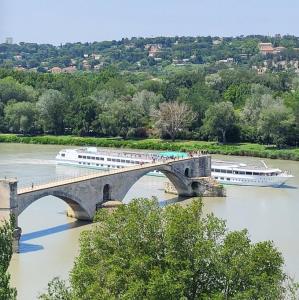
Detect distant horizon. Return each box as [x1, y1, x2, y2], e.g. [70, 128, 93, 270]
[1, 0, 298, 45]
[1, 33, 296, 46]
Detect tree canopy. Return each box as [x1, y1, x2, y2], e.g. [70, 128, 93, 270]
[39, 198, 297, 300]
[0, 220, 17, 300]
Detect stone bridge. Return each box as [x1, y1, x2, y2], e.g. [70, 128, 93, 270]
[0, 155, 219, 251]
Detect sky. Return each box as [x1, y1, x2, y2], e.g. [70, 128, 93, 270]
[1, 0, 299, 45]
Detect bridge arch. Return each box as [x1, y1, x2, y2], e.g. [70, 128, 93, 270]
[114, 165, 193, 201]
[17, 190, 93, 221]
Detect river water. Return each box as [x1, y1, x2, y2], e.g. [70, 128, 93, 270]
[0, 143, 298, 299]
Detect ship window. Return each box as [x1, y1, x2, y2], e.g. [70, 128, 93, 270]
[87, 156, 90, 159]
[211, 168, 215, 172]
[220, 177, 224, 180]
[87, 163, 90, 165]
[246, 172, 252, 175]
[215, 177, 218, 179]
[78, 155, 82, 158]
[61, 153, 65, 157]
[234, 171, 239, 174]
[108, 165, 110, 167]
[100, 157, 104, 161]
[239, 171, 245, 175]
[227, 178, 230, 181]
[96, 157, 99, 160]
[126, 160, 130, 163]
[214, 169, 221, 173]
[226, 170, 232, 174]
[121, 160, 125, 163]
[92, 157, 95, 160]
[101, 164, 103, 167]
[111, 159, 115, 162]
[83, 156, 86, 159]
[107, 158, 111, 161]
[253, 172, 260, 176]
[79, 162, 81, 164]
[96, 164, 99, 166]
[116, 159, 120, 162]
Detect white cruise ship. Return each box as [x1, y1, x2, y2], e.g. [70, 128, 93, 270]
[56, 148, 293, 187]
[211, 160, 293, 187]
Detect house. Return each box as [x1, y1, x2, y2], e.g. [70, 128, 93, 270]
[13, 55, 22, 61]
[252, 65, 267, 75]
[91, 53, 101, 60]
[62, 66, 77, 73]
[94, 62, 104, 70]
[50, 67, 62, 73]
[258, 43, 274, 55]
[82, 60, 91, 70]
[273, 46, 286, 54]
[14, 66, 26, 71]
[144, 44, 162, 57]
[212, 38, 223, 45]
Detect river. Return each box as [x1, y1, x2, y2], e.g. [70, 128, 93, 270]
[0, 143, 298, 299]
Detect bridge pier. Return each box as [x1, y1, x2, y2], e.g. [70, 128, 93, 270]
[0, 179, 21, 252]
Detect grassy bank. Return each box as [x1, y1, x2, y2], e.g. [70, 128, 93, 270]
[0, 134, 298, 161]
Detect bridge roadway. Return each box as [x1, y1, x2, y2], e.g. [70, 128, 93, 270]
[18, 157, 195, 195]
[1, 155, 213, 251]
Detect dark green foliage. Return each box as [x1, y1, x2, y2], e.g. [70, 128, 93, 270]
[40, 198, 294, 299]
[0, 220, 17, 300]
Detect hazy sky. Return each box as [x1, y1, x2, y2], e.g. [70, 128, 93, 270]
[1, 0, 298, 45]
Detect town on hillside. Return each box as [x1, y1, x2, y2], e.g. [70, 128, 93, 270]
[2, 35, 299, 74]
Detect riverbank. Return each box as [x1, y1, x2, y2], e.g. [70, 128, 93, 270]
[0, 134, 298, 161]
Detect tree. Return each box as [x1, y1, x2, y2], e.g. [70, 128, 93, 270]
[132, 90, 162, 116]
[223, 83, 251, 108]
[0, 220, 17, 300]
[67, 97, 97, 136]
[98, 100, 144, 138]
[40, 198, 294, 299]
[154, 101, 196, 141]
[257, 104, 295, 147]
[202, 101, 237, 143]
[0, 77, 37, 104]
[37, 89, 67, 134]
[4, 101, 38, 133]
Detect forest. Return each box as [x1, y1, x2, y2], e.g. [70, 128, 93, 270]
[0, 62, 298, 148]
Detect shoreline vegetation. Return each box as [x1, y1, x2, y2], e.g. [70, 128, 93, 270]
[0, 134, 298, 161]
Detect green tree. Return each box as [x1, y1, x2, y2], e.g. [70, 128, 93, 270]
[4, 101, 38, 133]
[40, 198, 293, 299]
[223, 83, 251, 108]
[67, 97, 97, 136]
[257, 104, 295, 147]
[0, 77, 37, 104]
[202, 101, 237, 143]
[0, 220, 17, 300]
[37, 89, 67, 134]
[98, 100, 144, 138]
